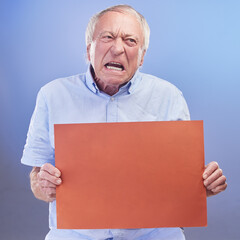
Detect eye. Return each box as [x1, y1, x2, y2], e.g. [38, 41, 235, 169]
[125, 38, 137, 46]
[101, 34, 114, 42]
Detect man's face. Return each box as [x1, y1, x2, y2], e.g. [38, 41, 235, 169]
[87, 11, 145, 88]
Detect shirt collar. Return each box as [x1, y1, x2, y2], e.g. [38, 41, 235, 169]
[85, 64, 142, 95]
[85, 65, 99, 94]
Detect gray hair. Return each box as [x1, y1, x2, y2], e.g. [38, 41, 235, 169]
[85, 4, 150, 52]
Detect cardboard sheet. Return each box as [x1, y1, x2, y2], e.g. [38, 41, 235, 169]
[55, 120, 207, 229]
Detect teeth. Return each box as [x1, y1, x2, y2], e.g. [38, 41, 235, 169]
[109, 62, 122, 66]
[105, 61, 124, 71]
[106, 65, 122, 71]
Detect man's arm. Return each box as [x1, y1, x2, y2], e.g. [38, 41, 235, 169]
[30, 163, 62, 202]
[203, 161, 227, 197]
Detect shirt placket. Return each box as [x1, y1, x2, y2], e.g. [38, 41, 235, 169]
[106, 96, 118, 122]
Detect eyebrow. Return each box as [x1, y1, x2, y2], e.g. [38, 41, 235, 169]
[98, 31, 114, 37]
[98, 31, 140, 42]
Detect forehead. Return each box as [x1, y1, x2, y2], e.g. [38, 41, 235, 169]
[94, 11, 143, 39]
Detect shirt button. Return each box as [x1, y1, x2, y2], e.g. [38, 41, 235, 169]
[110, 97, 115, 101]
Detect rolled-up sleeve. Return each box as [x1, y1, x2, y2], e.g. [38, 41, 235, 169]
[21, 89, 55, 167]
[171, 88, 191, 121]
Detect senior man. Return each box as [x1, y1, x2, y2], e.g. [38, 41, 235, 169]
[21, 4, 227, 240]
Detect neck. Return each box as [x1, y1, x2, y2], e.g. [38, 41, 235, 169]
[94, 78, 119, 96]
[90, 65, 125, 96]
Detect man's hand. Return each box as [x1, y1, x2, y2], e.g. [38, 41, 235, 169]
[203, 161, 227, 197]
[30, 163, 62, 202]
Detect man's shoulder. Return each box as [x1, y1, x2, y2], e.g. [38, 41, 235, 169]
[139, 72, 181, 92]
[41, 73, 86, 92]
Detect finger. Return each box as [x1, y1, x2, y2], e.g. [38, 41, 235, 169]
[38, 170, 62, 185]
[206, 175, 227, 191]
[39, 179, 59, 188]
[43, 187, 56, 196]
[41, 163, 61, 178]
[211, 182, 228, 193]
[42, 187, 56, 202]
[203, 161, 219, 179]
[207, 182, 227, 196]
[47, 196, 56, 202]
[204, 168, 223, 187]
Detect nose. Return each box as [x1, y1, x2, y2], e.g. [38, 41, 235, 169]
[110, 38, 124, 56]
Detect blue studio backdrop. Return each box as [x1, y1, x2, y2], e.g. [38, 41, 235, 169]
[0, 1, 239, 239]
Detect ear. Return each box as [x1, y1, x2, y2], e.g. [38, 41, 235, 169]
[139, 50, 146, 66]
[87, 44, 91, 61]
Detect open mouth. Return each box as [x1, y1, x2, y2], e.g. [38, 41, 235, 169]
[105, 62, 125, 71]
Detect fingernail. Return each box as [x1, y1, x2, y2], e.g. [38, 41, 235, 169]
[55, 172, 60, 177]
[203, 174, 207, 179]
[57, 179, 62, 184]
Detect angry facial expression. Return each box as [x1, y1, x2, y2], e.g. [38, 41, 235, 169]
[87, 11, 145, 92]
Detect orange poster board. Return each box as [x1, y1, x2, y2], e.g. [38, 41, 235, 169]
[55, 120, 207, 229]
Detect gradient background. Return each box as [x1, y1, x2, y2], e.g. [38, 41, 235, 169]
[0, 1, 239, 239]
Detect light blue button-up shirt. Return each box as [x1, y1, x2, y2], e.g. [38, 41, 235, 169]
[21, 65, 190, 240]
